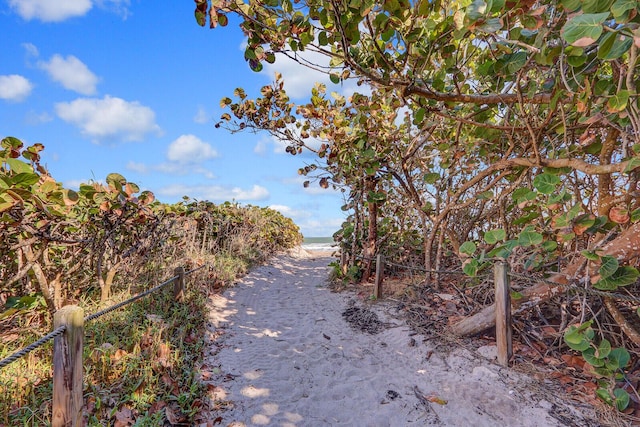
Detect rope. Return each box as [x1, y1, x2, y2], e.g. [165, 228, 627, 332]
[1, 263, 209, 369]
[353, 253, 486, 276]
[185, 264, 207, 275]
[384, 258, 469, 275]
[0, 325, 67, 369]
[507, 271, 640, 304]
[353, 252, 640, 303]
[84, 274, 178, 322]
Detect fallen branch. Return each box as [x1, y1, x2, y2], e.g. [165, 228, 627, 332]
[452, 222, 640, 337]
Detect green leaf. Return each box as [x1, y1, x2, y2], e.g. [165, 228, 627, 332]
[463, 259, 479, 277]
[607, 90, 630, 113]
[598, 31, 633, 60]
[329, 73, 340, 84]
[533, 173, 561, 194]
[581, 250, 601, 261]
[567, 55, 587, 67]
[596, 388, 613, 405]
[195, 9, 206, 26]
[518, 230, 543, 246]
[423, 172, 440, 184]
[106, 173, 126, 191]
[599, 255, 619, 279]
[1, 136, 23, 150]
[614, 389, 630, 411]
[595, 266, 640, 289]
[478, 17, 503, 33]
[459, 241, 477, 256]
[10, 172, 39, 187]
[484, 228, 506, 244]
[466, 0, 488, 21]
[510, 291, 524, 300]
[582, 0, 614, 13]
[5, 158, 33, 174]
[561, 12, 610, 47]
[608, 347, 630, 369]
[612, 0, 637, 20]
[623, 157, 640, 173]
[583, 347, 605, 367]
[564, 321, 594, 351]
[561, 0, 582, 12]
[596, 338, 612, 359]
[512, 188, 537, 203]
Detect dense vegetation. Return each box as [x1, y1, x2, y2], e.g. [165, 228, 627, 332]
[0, 136, 302, 425]
[198, 0, 640, 412]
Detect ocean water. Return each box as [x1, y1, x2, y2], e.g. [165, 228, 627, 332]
[302, 237, 337, 252]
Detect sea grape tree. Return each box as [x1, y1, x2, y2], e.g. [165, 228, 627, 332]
[197, 0, 640, 339]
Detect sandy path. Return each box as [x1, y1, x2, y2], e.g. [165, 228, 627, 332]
[200, 253, 598, 426]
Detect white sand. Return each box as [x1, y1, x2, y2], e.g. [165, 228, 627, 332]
[199, 251, 599, 426]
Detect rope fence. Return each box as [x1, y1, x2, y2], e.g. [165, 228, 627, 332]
[83, 274, 178, 323]
[0, 264, 207, 427]
[348, 251, 640, 304]
[345, 250, 640, 367]
[507, 270, 640, 304]
[0, 325, 67, 370]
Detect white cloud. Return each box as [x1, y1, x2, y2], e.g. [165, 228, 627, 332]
[55, 95, 162, 142]
[38, 54, 99, 95]
[284, 175, 344, 195]
[126, 160, 216, 179]
[253, 139, 268, 155]
[25, 110, 53, 125]
[254, 133, 322, 157]
[63, 179, 87, 190]
[126, 135, 218, 178]
[95, 0, 131, 19]
[126, 161, 148, 174]
[167, 134, 219, 163]
[22, 42, 39, 58]
[261, 50, 332, 99]
[0, 74, 33, 102]
[253, 135, 288, 155]
[158, 183, 269, 202]
[269, 204, 312, 219]
[9, 0, 131, 21]
[9, 0, 93, 22]
[193, 106, 209, 124]
[297, 217, 345, 237]
[260, 50, 363, 100]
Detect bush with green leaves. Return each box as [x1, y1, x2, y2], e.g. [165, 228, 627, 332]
[564, 320, 631, 411]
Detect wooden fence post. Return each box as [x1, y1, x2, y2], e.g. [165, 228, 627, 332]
[374, 254, 384, 299]
[52, 305, 84, 427]
[174, 266, 185, 302]
[340, 251, 348, 275]
[494, 261, 512, 367]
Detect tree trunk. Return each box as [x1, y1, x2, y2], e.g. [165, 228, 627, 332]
[603, 297, 640, 346]
[452, 222, 640, 336]
[362, 178, 378, 282]
[21, 243, 57, 313]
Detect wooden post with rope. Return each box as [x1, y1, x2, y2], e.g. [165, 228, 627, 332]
[495, 261, 512, 367]
[174, 266, 185, 302]
[340, 250, 348, 275]
[374, 254, 384, 299]
[52, 305, 84, 427]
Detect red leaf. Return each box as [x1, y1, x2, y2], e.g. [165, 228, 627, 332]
[609, 206, 630, 224]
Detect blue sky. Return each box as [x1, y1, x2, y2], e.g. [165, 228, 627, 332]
[0, 0, 351, 237]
